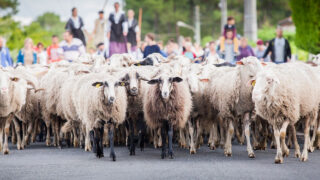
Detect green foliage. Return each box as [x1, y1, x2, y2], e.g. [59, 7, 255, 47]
[290, 0, 320, 54]
[0, 0, 19, 16]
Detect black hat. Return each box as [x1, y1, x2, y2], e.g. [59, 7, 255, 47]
[98, 10, 104, 14]
[96, 42, 104, 48]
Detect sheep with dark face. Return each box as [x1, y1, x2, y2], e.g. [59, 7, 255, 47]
[73, 73, 127, 160]
[143, 71, 192, 159]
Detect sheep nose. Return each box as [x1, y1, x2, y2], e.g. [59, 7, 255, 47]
[109, 97, 115, 102]
[162, 92, 168, 99]
[0, 87, 8, 93]
[131, 87, 137, 92]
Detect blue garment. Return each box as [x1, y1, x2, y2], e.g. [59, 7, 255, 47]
[0, 47, 13, 67]
[143, 45, 161, 58]
[17, 50, 37, 65]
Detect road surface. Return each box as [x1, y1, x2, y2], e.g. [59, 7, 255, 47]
[0, 142, 319, 180]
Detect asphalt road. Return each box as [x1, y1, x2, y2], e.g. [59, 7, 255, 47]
[0, 142, 319, 180]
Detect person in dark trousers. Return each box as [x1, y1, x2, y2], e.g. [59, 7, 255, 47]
[262, 28, 291, 64]
[143, 33, 161, 58]
[65, 7, 86, 46]
[107, 2, 128, 57]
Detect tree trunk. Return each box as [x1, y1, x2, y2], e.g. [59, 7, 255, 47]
[220, 0, 228, 34]
[244, 0, 257, 41]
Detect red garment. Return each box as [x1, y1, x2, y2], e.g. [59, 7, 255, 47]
[47, 44, 61, 63]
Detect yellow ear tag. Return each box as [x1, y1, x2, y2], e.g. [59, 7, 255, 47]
[96, 84, 101, 88]
[121, 82, 125, 86]
[137, 63, 141, 66]
[251, 80, 256, 87]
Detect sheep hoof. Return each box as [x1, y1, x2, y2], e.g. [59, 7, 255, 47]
[248, 153, 255, 158]
[210, 146, 216, 150]
[274, 158, 283, 164]
[287, 144, 292, 149]
[308, 146, 315, 153]
[300, 156, 308, 162]
[3, 149, 9, 155]
[224, 151, 232, 157]
[282, 149, 290, 157]
[295, 150, 301, 158]
[168, 152, 174, 159]
[190, 150, 196, 154]
[73, 141, 79, 148]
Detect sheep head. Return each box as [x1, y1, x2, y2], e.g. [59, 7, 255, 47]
[148, 74, 183, 100]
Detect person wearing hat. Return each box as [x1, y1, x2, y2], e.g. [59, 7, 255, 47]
[255, 39, 268, 61]
[93, 10, 106, 46]
[106, 2, 128, 57]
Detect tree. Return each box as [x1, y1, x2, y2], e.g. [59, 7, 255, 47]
[36, 12, 65, 38]
[290, 0, 320, 54]
[0, 0, 19, 16]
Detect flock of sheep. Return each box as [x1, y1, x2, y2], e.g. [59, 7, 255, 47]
[1, 53, 320, 164]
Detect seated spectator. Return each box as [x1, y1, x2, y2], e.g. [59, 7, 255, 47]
[165, 39, 179, 57]
[143, 33, 162, 58]
[205, 41, 220, 60]
[47, 35, 61, 64]
[237, 37, 254, 61]
[95, 42, 107, 59]
[59, 31, 85, 62]
[36, 42, 47, 65]
[0, 36, 13, 67]
[17, 38, 37, 66]
[194, 43, 204, 57]
[183, 42, 196, 60]
[255, 39, 268, 61]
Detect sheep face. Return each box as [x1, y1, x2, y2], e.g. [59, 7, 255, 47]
[251, 71, 280, 103]
[92, 79, 127, 105]
[121, 70, 149, 96]
[148, 75, 183, 100]
[237, 56, 264, 81]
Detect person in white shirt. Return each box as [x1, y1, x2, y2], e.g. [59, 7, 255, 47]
[106, 2, 128, 57]
[65, 7, 86, 46]
[59, 31, 86, 62]
[36, 42, 47, 65]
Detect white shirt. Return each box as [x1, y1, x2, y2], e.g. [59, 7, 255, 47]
[59, 38, 86, 62]
[274, 38, 285, 63]
[71, 16, 80, 29]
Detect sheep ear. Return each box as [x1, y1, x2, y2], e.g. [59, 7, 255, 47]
[261, 62, 267, 66]
[199, 78, 209, 83]
[10, 77, 20, 82]
[172, 77, 183, 83]
[247, 79, 256, 87]
[148, 79, 160, 84]
[236, 61, 244, 65]
[92, 82, 103, 88]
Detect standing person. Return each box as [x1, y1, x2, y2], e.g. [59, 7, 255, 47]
[47, 35, 61, 64]
[36, 42, 47, 65]
[143, 33, 161, 58]
[65, 7, 86, 46]
[107, 2, 128, 57]
[0, 36, 13, 67]
[237, 37, 254, 61]
[219, 16, 238, 54]
[17, 38, 37, 66]
[59, 31, 85, 62]
[262, 27, 291, 63]
[93, 10, 106, 46]
[126, 9, 140, 59]
[205, 41, 220, 59]
[219, 30, 238, 64]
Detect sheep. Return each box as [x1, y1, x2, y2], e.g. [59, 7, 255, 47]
[119, 66, 152, 155]
[143, 70, 192, 159]
[109, 53, 137, 68]
[0, 69, 37, 154]
[252, 63, 320, 163]
[72, 72, 127, 160]
[203, 56, 264, 158]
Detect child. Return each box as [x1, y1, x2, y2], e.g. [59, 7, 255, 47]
[220, 16, 238, 55]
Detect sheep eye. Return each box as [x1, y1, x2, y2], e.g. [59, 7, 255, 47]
[10, 77, 19, 82]
[136, 73, 140, 78]
[104, 82, 109, 87]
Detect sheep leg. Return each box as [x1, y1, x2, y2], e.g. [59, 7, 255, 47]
[290, 124, 301, 158]
[234, 119, 243, 145]
[219, 117, 225, 148]
[128, 118, 135, 155]
[108, 121, 116, 161]
[3, 115, 13, 154]
[45, 121, 51, 146]
[124, 120, 129, 147]
[316, 122, 320, 149]
[157, 128, 162, 148]
[243, 113, 255, 158]
[103, 124, 109, 148]
[188, 118, 196, 154]
[161, 121, 167, 159]
[137, 114, 146, 151]
[12, 118, 22, 150]
[280, 121, 290, 157]
[224, 119, 234, 157]
[22, 121, 33, 148]
[168, 123, 174, 159]
[213, 121, 219, 147]
[85, 126, 92, 151]
[309, 125, 316, 152]
[259, 120, 268, 150]
[301, 118, 311, 162]
[273, 125, 283, 164]
[72, 125, 79, 148]
[252, 121, 260, 150]
[11, 124, 16, 145]
[153, 129, 158, 149]
[179, 128, 186, 148]
[196, 120, 202, 148]
[31, 118, 39, 143]
[209, 124, 216, 150]
[287, 126, 293, 149]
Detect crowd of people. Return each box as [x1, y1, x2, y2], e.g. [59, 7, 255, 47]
[0, 2, 292, 67]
